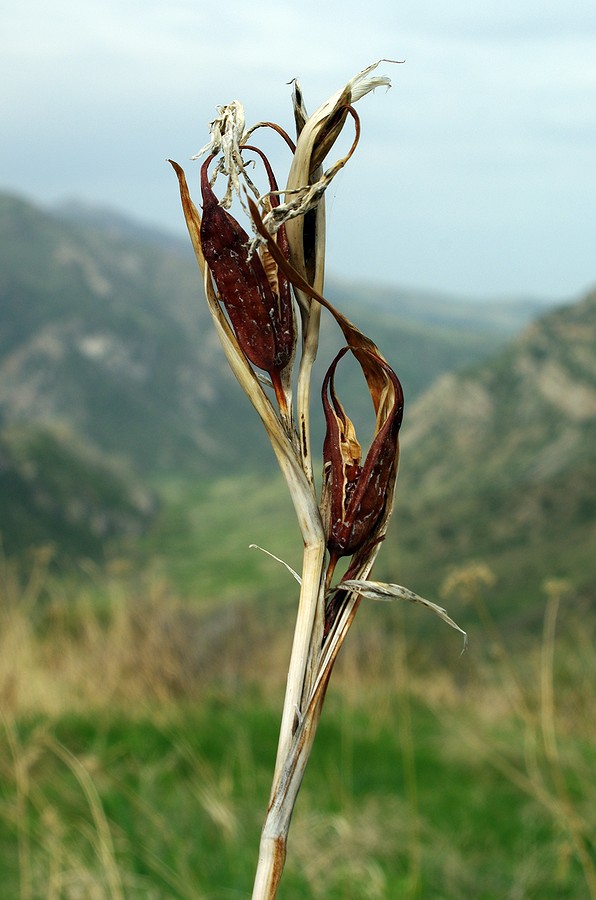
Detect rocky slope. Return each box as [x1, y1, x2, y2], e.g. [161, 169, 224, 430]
[0, 189, 570, 565]
[0, 191, 544, 477]
[386, 288, 596, 614]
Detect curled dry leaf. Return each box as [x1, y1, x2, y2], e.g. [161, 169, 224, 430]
[338, 579, 469, 649]
[247, 195, 401, 419]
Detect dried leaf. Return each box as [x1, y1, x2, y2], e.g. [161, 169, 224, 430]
[338, 579, 468, 650]
[168, 159, 206, 276]
[276, 60, 401, 294]
[249, 544, 302, 584]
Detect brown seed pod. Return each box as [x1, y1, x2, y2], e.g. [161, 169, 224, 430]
[241, 144, 295, 369]
[199, 156, 294, 375]
[321, 346, 404, 560]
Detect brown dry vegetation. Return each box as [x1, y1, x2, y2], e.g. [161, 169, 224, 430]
[1, 551, 595, 898]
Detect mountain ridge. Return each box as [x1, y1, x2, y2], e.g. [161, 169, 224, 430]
[2, 187, 593, 602]
[1, 189, 547, 479]
[384, 287, 596, 614]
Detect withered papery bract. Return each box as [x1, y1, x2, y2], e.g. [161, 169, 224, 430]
[199, 155, 295, 382]
[321, 346, 404, 563]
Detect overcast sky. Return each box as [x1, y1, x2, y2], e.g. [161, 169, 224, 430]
[1, 0, 595, 301]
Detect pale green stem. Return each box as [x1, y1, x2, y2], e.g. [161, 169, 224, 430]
[270, 537, 326, 791]
[252, 577, 368, 898]
[253, 691, 325, 900]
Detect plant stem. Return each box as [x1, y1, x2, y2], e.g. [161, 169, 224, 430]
[270, 539, 326, 790]
[253, 678, 328, 898]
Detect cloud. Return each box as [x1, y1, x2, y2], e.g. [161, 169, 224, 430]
[1, 0, 594, 297]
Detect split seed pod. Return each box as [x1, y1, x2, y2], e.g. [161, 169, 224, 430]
[199, 156, 295, 382]
[321, 346, 404, 562]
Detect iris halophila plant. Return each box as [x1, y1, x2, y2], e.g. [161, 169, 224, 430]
[170, 60, 465, 899]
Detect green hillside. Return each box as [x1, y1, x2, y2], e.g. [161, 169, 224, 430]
[2, 188, 592, 617]
[1, 188, 544, 562]
[0, 423, 155, 563]
[382, 288, 596, 621]
[1, 191, 537, 478]
[136, 288, 596, 634]
[0, 192, 255, 477]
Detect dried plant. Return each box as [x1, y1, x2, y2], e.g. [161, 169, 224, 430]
[170, 60, 465, 898]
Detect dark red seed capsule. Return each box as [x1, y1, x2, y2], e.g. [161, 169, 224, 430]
[322, 346, 403, 559]
[199, 156, 294, 375]
[241, 144, 295, 368]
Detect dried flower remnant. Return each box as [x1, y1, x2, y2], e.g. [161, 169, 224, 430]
[199, 155, 295, 413]
[321, 346, 404, 573]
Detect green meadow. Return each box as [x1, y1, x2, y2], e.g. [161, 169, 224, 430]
[1, 533, 594, 899]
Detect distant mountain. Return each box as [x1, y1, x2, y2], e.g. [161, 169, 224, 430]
[333, 276, 557, 336]
[0, 190, 258, 476]
[52, 200, 558, 335]
[0, 192, 564, 553]
[383, 287, 596, 619]
[52, 198, 189, 254]
[0, 422, 156, 562]
[0, 190, 551, 482]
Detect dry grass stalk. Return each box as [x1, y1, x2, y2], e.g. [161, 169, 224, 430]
[441, 567, 596, 898]
[170, 60, 465, 897]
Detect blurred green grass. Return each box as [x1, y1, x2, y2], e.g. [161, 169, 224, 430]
[140, 473, 303, 603]
[1, 556, 594, 898]
[2, 690, 593, 898]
